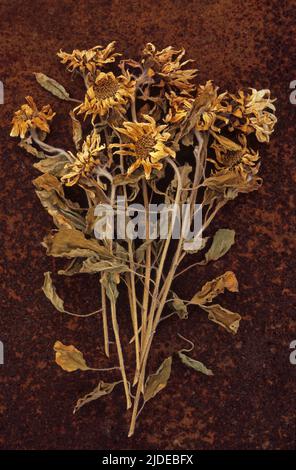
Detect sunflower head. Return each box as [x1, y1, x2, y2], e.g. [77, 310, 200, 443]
[10, 96, 55, 139]
[165, 91, 194, 125]
[211, 133, 260, 173]
[61, 132, 105, 186]
[142, 43, 197, 92]
[228, 88, 277, 142]
[195, 81, 231, 132]
[57, 42, 121, 75]
[77, 71, 135, 122]
[111, 114, 175, 179]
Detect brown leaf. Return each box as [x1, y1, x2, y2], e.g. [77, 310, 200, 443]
[191, 271, 238, 305]
[42, 271, 65, 312]
[33, 174, 85, 230]
[74, 381, 122, 413]
[144, 356, 172, 403]
[35, 73, 71, 101]
[42, 228, 111, 259]
[54, 341, 90, 372]
[33, 173, 64, 196]
[211, 132, 242, 151]
[18, 140, 45, 158]
[169, 291, 188, 319]
[69, 110, 83, 150]
[203, 303, 241, 334]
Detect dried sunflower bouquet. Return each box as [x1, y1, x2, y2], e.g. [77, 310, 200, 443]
[11, 41, 277, 436]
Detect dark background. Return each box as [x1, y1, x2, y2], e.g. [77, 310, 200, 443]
[0, 0, 295, 450]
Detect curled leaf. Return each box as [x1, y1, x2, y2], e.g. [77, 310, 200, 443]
[178, 352, 213, 376]
[202, 303, 241, 334]
[191, 271, 238, 305]
[42, 271, 65, 312]
[169, 291, 188, 319]
[54, 341, 90, 372]
[200, 228, 235, 264]
[211, 132, 242, 151]
[144, 356, 172, 403]
[74, 380, 122, 414]
[35, 73, 71, 101]
[42, 228, 111, 259]
[33, 174, 85, 230]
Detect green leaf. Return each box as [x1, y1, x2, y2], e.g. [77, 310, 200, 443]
[178, 351, 213, 376]
[144, 356, 172, 403]
[200, 228, 235, 264]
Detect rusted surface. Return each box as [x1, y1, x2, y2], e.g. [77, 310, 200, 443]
[0, 0, 295, 450]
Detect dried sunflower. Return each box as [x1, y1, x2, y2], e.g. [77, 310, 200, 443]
[142, 43, 198, 92]
[195, 81, 231, 132]
[57, 41, 120, 75]
[111, 114, 175, 179]
[10, 96, 55, 139]
[229, 88, 277, 142]
[165, 91, 194, 125]
[77, 71, 135, 122]
[210, 134, 260, 172]
[61, 132, 105, 186]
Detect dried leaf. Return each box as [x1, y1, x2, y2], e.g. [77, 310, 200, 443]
[33, 173, 63, 196]
[18, 140, 45, 158]
[211, 132, 242, 151]
[54, 340, 90, 372]
[203, 167, 262, 194]
[178, 352, 213, 376]
[58, 258, 83, 276]
[80, 258, 129, 274]
[33, 155, 69, 177]
[200, 228, 235, 264]
[42, 228, 111, 259]
[203, 303, 241, 334]
[35, 73, 71, 101]
[74, 381, 122, 413]
[70, 110, 83, 150]
[33, 174, 85, 230]
[100, 272, 120, 302]
[42, 271, 65, 312]
[191, 271, 238, 305]
[169, 291, 188, 319]
[135, 240, 153, 264]
[144, 356, 172, 403]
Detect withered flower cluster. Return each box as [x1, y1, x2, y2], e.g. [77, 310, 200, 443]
[11, 41, 277, 437]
